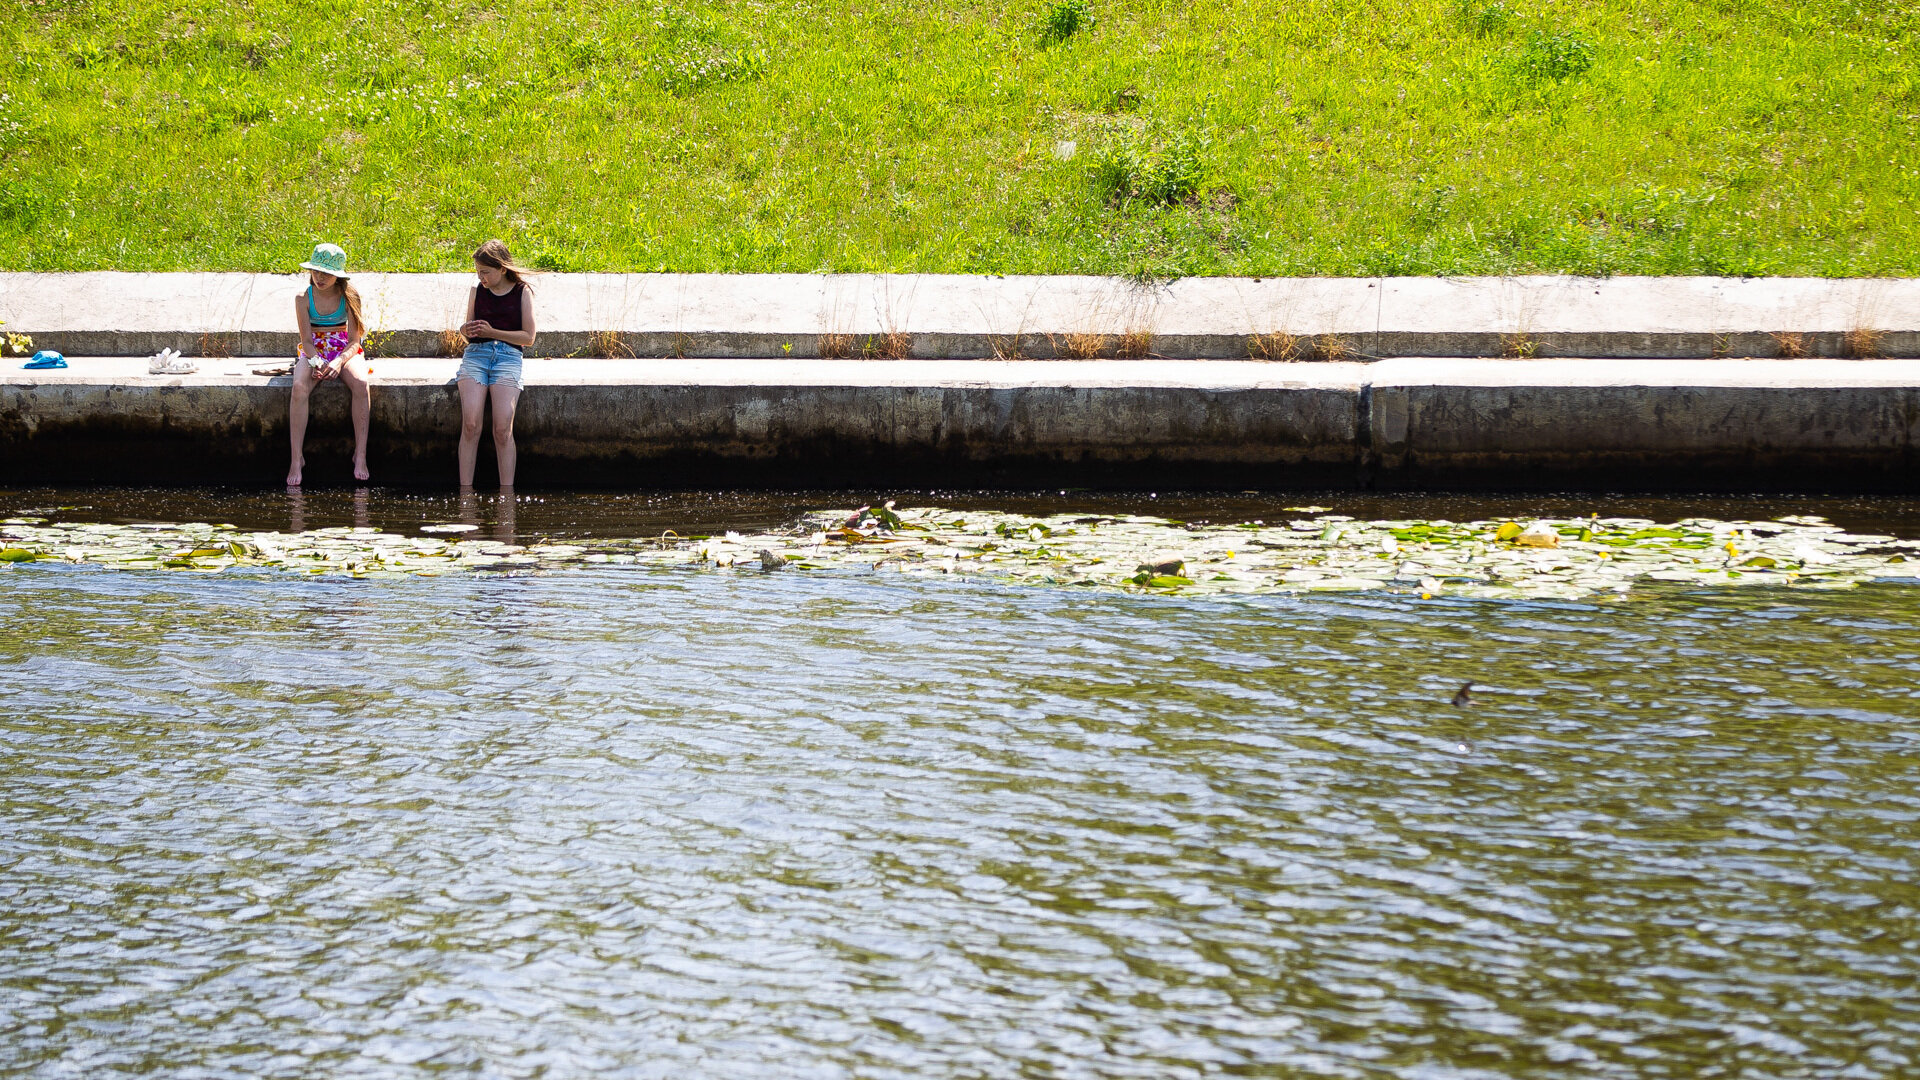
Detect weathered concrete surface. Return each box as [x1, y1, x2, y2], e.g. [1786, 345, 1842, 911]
[1365, 358, 1919, 490]
[4, 273, 1917, 360]
[0, 357, 1913, 490]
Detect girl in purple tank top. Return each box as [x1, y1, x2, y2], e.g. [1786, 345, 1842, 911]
[456, 239, 538, 490]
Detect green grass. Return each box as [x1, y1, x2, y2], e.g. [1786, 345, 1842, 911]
[2, 0, 1916, 277]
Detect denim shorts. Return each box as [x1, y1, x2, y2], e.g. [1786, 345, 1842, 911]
[457, 341, 525, 389]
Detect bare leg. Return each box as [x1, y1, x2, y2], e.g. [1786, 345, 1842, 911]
[340, 357, 373, 483]
[287, 361, 316, 487]
[489, 383, 522, 490]
[457, 377, 488, 489]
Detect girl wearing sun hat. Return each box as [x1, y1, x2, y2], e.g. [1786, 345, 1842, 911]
[287, 242, 373, 487]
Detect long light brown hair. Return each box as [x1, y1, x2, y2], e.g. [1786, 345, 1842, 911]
[474, 239, 537, 287]
[309, 272, 365, 333]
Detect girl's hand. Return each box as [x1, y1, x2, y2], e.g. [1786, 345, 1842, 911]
[461, 320, 492, 339]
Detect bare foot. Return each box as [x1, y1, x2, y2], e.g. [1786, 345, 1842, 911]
[286, 459, 304, 487]
[353, 460, 371, 483]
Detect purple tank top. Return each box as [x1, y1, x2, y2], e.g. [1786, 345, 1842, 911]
[473, 283, 524, 333]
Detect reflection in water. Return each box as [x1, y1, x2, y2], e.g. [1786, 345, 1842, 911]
[285, 488, 307, 534]
[1, 567, 1917, 1077]
[494, 493, 516, 546]
[6, 487, 1920, 544]
[456, 489, 481, 531]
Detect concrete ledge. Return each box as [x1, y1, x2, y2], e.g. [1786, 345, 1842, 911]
[5, 273, 1918, 360]
[1, 357, 1913, 490]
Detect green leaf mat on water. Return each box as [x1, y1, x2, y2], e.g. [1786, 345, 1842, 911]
[2, 510, 1915, 601]
[0, 0, 1913, 276]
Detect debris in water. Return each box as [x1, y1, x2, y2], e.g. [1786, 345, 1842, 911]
[0, 508, 1914, 601]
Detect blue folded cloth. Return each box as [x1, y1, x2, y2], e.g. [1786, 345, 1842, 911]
[23, 351, 66, 370]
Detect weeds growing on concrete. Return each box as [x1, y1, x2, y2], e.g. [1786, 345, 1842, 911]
[1246, 332, 1302, 362]
[1, 0, 1914, 278]
[361, 328, 394, 358]
[862, 332, 912, 359]
[437, 329, 467, 358]
[1049, 331, 1108, 360]
[1843, 327, 1884, 359]
[1310, 336, 1355, 363]
[1114, 328, 1153, 359]
[1770, 332, 1809, 359]
[1501, 333, 1541, 358]
[817, 333, 854, 359]
[197, 332, 235, 359]
[1, 322, 31, 357]
[588, 330, 635, 359]
[990, 335, 1031, 361]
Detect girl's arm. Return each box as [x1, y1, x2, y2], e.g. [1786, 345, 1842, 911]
[344, 304, 366, 359]
[294, 293, 312, 359]
[459, 286, 483, 342]
[496, 287, 536, 349]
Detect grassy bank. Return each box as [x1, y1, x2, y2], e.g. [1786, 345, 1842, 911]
[1, 0, 1915, 277]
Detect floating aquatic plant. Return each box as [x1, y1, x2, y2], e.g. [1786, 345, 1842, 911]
[0, 509, 1914, 601]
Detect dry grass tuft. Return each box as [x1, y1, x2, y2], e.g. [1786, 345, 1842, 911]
[1246, 331, 1303, 362]
[1770, 331, 1808, 359]
[864, 331, 913, 359]
[669, 332, 694, 359]
[990, 335, 1030, 361]
[437, 328, 468, 357]
[1501, 333, 1541, 359]
[587, 330, 634, 359]
[197, 332, 235, 359]
[1842, 327, 1884, 358]
[817, 333, 854, 359]
[1309, 335, 1354, 362]
[1049, 331, 1110, 359]
[1114, 329, 1154, 359]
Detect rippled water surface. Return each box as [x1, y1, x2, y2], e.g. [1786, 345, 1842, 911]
[4, 492, 1920, 1078]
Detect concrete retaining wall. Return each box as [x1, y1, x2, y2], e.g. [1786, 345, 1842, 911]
[2, 358, 1913, 490]
[5, 273, 1918, 360]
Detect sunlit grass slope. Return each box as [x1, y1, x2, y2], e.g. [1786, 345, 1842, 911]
[1, 0, 1915, 276]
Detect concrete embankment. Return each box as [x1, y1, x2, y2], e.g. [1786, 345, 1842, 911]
[5, 272, 1919, 360]
[2, 357, 1914, 490]
[2, 273, 1914, 489]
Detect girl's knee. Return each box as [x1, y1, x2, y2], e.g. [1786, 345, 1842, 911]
[491, 422, 516, 444]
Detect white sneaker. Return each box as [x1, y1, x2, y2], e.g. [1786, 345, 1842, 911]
[148, 347, 197, 375]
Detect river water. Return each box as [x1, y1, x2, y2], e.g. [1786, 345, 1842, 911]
[2, 490, 1919, 1078]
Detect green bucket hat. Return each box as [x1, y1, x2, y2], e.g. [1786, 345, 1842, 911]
[299, 242, 349, 278]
